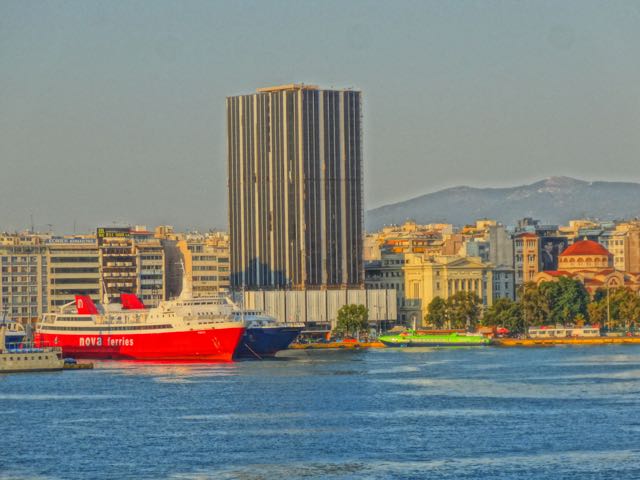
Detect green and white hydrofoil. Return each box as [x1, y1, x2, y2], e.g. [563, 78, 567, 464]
[379, 330, 490, 347]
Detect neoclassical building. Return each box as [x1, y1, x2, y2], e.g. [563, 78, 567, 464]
[402, 254, 497, 325]
[534, 240, 640, 295]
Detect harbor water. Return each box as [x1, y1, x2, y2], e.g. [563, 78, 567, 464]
[2, 346, 640, 479]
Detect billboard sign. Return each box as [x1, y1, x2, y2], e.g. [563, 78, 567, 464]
[539, 237, 568, 271]
[96, 227, 130, 245]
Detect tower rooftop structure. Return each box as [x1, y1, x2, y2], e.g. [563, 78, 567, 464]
[256, 84, 319, 93]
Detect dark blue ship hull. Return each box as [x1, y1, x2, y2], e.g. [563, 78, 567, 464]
[235, 326, 303, 358]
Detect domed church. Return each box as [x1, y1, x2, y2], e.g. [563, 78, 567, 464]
[558, 239, 613, 271]
[535, 239, 640, 295]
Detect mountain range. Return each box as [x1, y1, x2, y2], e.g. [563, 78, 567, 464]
[365, 177, 640, 231]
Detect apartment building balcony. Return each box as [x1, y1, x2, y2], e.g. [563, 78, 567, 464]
[49, 282, 100, 289]
[403, 299, 422, 308]
[106, 282, 135, 288]
[49, 291, 99, 299]
[49, 272, 100, 279]
[103, 261, 135, 267]
[102, 273, 137, 280]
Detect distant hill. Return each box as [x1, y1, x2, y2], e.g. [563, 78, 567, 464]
[365, 177, 640, 231]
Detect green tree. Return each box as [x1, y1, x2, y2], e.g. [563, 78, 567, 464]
[518, 282, 548, 328]
[539, 277, 590, 324]
[482, 297, 525, 334]
[425, 297, 447, 328]
[482, 298, 509, 327]
[587, 301, 607, 327]
[446, 291, 481, 330]
[592, 287, 640, 331]
[619, 292, 640, 332]
[334, 304, 369, 338]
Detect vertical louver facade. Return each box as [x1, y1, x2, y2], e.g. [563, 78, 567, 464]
[228, 85, 363, 289]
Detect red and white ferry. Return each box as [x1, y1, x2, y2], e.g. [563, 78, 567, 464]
[35, 290, 244, 362]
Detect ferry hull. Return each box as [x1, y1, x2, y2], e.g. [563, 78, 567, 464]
[36, 327, 244, 362]
[235, 326, 303, 358]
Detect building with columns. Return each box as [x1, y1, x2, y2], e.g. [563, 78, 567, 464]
[401, 254, 496, 326]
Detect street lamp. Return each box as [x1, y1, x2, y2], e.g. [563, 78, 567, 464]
[606, 283, 611, 332]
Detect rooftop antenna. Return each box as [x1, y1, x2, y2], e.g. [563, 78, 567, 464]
[30, 214, 34, 233]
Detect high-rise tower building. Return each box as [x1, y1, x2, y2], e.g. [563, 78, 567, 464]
[227, 84, 363, 289]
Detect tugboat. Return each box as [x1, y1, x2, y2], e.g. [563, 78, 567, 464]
[1, 321, 64, 373]
[231, 309, 304, 359]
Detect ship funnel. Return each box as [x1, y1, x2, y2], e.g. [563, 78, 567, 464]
[179, 259, 193, 300]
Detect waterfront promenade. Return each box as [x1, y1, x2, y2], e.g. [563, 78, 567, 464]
[290, 336, 640, 349]
[495, 336, 640, 347]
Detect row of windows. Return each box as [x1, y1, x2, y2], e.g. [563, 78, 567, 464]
[50, 257, 98, 263]
[2, 267, 38, 273]
[50, 289, 100, 295]
[382, 259, 406, 265]
[50, 278, 99, 285]
[0, 256, 41, 263]
[0, 306, 38, 315]
[1, 276, 41, 284]
[51, 267, 99, 274]
[2, 286, 39, 294]
[2, 355, 48, 361]
[140, 274, 162, 280]
[193, 265, 218, 271]
[381, 271, 402, 278]
[0, 295, 39, 304]
[369, 282, 402, 291]
[56, 316, 93, 322]
[42, 324, 172, 332]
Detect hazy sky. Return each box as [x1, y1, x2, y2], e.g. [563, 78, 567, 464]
[2, 0, 639, 233]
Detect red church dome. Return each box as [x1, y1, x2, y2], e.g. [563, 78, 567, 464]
[559, 240, 610, 257]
